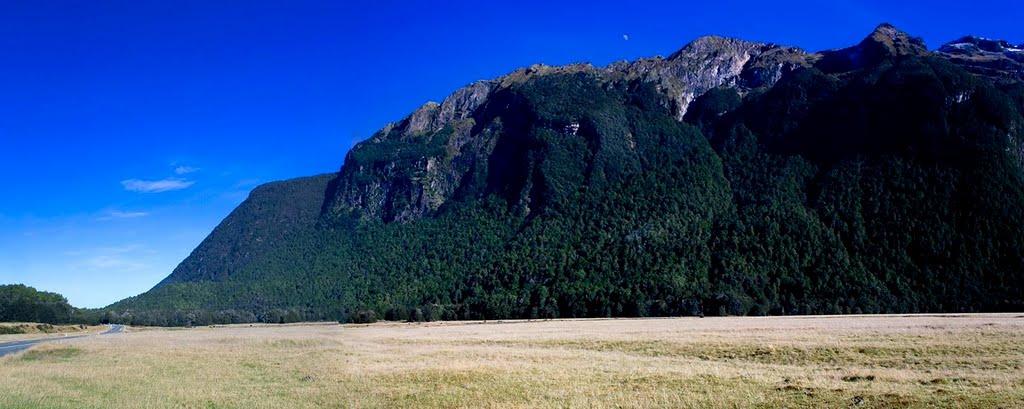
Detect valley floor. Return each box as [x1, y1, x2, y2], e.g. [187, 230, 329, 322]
[1, 314, 1022, 408]
[0, 323, 108, 343]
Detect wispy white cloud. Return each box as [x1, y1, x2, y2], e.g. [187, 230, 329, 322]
[101, 244, 146, 253]
[97, 210, 150, 221]
[65, 244, 148, 257]
[121, 178, 194, 193]
[82, 254, 146, 271]
[623, 34, 629, 41]
[174, 166, 199, 175]
[67, 244, 152, 273]
[234, 178, 262, 188]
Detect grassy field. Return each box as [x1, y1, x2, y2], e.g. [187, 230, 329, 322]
[1, 314, 1022, 408]
[0, 323, 107, 342]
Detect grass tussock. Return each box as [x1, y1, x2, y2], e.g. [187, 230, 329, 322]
[19, 347, 82, 363]
[1, 314, 1023, 408]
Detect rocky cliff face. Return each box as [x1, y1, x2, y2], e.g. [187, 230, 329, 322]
[815, 23, 928, 73]
[323, 35, 812, 223]
[937, 36, 1024, 82]
[322, 80, 498, 223]
[323, 24, 1022, 224]
[606, 36, 812, 120]
[117, 23, 1024, 322]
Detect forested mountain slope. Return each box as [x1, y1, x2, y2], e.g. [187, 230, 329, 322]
[109, 25, 1024, 325]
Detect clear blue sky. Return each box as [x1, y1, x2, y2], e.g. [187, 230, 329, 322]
[1, 1, 1020, 308]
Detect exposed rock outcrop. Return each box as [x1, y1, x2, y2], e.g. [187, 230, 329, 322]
[609, 36, 811, 119]
[323, 23, 1021, 224]
[816, 23, 928, 73]
[936, 36, 1024, 82]
[323, 35, 814, 223]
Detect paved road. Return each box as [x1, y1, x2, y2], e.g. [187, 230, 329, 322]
[0, 324, 124, 358]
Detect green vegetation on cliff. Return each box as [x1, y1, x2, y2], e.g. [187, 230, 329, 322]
[108, 27, 1024, 326]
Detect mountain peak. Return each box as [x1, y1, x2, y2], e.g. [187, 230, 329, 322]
[118, 23, 1024, 326]
[939, 36, 1022, 54]
[862, 23, 928, 57]
[936, 35, 1024, 82]
[815, 23, 926, 73]
[669, 35, 763, 61]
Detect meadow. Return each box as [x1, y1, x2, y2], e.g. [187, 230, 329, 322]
[0, 323, 106, 342]
[1, 314, 1022, 408]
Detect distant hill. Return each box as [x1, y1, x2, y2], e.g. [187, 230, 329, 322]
[109, 24, 1024, 325]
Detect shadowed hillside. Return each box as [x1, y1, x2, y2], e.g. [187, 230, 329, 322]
[109, 25, 1024, 326]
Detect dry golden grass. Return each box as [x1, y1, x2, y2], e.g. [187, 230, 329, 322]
[1, 314, 1023, 408]
[0, 323, 107, 342]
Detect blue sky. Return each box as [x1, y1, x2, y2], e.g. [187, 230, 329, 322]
[1, 1, 1020, 308]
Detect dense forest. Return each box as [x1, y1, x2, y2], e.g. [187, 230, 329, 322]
[0, 284, 78, 325]
[107, 26, 1024, 326]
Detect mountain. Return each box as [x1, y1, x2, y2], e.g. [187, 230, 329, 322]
[936, 35, 1024, 82]
[109, 24, 1024, 325]
[157, 174, 335, 285]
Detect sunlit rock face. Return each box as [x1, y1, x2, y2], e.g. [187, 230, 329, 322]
[323, 35, 813, 223]
[937, 36, 1024, 82]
